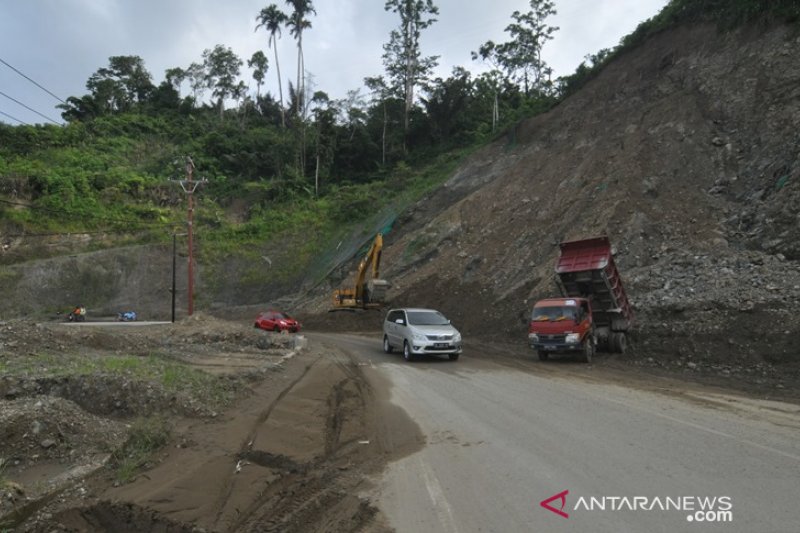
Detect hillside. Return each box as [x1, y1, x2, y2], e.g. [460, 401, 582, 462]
[2, 5, 799, 382]
[305, 21, 800, 380]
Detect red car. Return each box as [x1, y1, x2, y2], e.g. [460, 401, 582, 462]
[254, 310, 301, 333]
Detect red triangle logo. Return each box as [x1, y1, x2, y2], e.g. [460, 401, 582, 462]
[540, 489, 569, 518]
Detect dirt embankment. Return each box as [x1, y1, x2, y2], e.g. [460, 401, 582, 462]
[300, 22, 800, 388]
[1, 317, 420, 532]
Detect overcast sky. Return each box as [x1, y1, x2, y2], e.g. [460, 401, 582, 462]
[0, 0, 669, 126]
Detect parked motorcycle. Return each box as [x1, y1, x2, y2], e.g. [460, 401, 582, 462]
[68, 306, 86, 322]
[117, 311, 137, 321]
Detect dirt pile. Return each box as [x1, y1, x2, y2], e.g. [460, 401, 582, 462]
[1, 313, 412, 532]
[11, 344, 414, 533]
[0, 315, 312, 530]
[302, 22, 800, 382]
[0, 397, 125, 465]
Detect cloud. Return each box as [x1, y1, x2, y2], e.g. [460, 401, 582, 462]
[0, 0, 669, 125]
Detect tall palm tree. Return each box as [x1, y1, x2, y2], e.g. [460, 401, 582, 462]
[256, 4, 288, 126]
[285, 0, 315, 117]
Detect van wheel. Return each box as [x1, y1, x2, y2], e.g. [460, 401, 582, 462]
[383, 335, 393, 354]
[449, 353, 460, 361]
[538, 351, 549, 361]
[582, 339, 594, 363]
[403, 341, 413, 362]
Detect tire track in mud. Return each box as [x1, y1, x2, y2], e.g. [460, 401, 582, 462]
[231, 349, 384, 532]
[208, 355, 323, 529]
[31, 339, 421, 533]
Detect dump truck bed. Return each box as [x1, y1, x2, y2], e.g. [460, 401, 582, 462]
[555, 237, 633, 329]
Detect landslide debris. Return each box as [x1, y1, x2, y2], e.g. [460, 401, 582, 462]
[301, 21, 800, 388]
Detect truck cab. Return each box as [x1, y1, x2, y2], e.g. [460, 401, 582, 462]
[528, 298, 595, 362]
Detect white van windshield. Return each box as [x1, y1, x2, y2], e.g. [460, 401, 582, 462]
[407, 311, 449, 326]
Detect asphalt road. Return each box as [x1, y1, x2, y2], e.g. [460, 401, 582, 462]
[56, 320, 172, 327]
[311, 333, 800, 533]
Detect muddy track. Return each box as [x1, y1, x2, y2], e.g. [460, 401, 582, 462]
[26, 343, 408, 533]
[209, 357, 323, 529]
[228, 356, 381, 532]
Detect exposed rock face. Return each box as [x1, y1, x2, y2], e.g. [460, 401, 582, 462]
[365, 23, 800, 369]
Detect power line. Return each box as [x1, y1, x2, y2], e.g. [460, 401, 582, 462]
[0, 109, 30, 126]
[0, 57, 66, 104]
[0, 89, 61, 125]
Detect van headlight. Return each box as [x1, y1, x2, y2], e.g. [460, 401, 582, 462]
[565, 333, 580, 344]
[412, 331, 427, 341]
[453, 332, 462, 342]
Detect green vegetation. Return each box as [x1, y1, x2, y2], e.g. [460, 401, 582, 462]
[111, 416, 171, 483]
[1, 353, 236, 408]
[1, 0, 795, 275]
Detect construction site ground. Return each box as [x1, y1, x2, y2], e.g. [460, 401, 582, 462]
[1, 312, 798, 532]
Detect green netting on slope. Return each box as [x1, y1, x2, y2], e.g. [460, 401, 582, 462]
[301, 206, 397, 291]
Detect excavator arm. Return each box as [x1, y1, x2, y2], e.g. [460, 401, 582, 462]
[332, 233, 389, 309]
[354, 234, 383, 301]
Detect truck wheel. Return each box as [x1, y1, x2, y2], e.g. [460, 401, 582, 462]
[582, 339, 594, 363]
[383, 335, 393, 354]
[612, 332, 627, 354]
[403, 341, 414, 362]
[538, 351, 549, 361]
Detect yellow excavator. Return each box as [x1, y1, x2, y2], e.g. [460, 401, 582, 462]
[332, 233, 390, 310]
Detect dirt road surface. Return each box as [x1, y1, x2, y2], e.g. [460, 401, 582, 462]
[6, 322, 799, 532]
[43, 346, 421, 532]
[312, 333, 800, 533]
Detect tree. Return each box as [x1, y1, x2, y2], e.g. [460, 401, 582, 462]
[202, 45, 244, 120]
[256, 4, 289, 126]
[59, 95, 101, 122]
[364, 76, 391, 166]
[285, 0, 316, 117]
[185, 62, 207, 105]
[472, 69, 505, 132]
[248, 51, 269, 99]
[421, 66, 475, 144]
[310, 91, 337, 196]
[555, 48, 611, 98]
[85, 55, 155, 114]
[382, 0, 439, 150]
[164, 67, 186, 93]
[474, 0, 558, 97]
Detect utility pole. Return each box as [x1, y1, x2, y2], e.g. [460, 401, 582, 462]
[172, 233, 177, 322]
[170, 232, 188, 322]
[174, 157, 206, 316]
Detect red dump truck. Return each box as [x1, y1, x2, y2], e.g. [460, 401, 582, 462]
[528, 236, 633, 363]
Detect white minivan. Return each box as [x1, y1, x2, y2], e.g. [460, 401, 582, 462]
[383, 308, 462, 361]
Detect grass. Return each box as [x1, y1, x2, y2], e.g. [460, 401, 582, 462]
[110, 416, 171, 483]
[195, 143, 474, 293]
[1, 353, 236, 409]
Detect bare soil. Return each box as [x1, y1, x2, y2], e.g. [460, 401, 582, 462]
[299, 22, 800, 394]
[4, 17, 800, 533]
[1, 316, 422, 532]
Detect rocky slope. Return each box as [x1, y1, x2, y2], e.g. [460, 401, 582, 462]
[307, 22, 800, 376]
